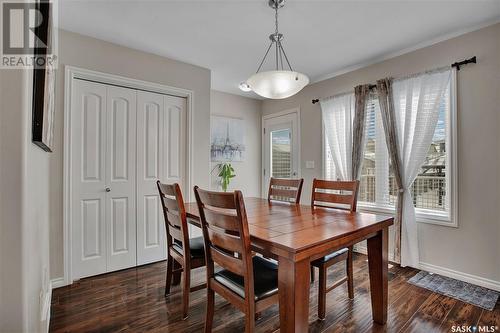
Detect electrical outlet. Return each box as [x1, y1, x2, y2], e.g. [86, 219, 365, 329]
[305, 161, 315, 169]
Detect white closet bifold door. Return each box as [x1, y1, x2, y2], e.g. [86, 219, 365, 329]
[71, 80, 108, 279]
[136, 91, 186, 265]
[105, 85, 137, 272]
[70, 79, 187, 279]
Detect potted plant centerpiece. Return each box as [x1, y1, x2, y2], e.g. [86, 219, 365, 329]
[212, 162, 236, 192]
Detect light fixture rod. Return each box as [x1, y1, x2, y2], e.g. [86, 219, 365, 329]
[274, 1, 279, 35]
[256, 40, 274, 73]
[275, 39, 279, 70]
[279, 42, 284, 70]
[255, 0, 294, 73]
[279, 41, 294, 71]
[274, 3, 279, 70]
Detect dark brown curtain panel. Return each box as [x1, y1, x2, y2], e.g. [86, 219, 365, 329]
[351, 85, 370, 181]
[376, 78, 403, 264]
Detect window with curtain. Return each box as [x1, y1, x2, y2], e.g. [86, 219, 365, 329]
[324, 79, 456, 224]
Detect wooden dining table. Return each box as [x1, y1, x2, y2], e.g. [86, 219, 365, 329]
[184, 197, 394, 333]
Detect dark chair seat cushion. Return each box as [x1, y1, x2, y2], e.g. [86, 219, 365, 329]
[172, 236, 205, 258]
[214, 256, 278, 301]
[311, 247, 349, 266]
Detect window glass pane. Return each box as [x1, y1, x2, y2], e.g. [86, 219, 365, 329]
[410, 85, 449, 211]
[359, 99, 377, 203]
[325, 140, 336, 180]
[271, 129, 291, 178]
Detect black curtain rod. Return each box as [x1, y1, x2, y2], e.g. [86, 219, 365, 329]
[312, 56, 476, 104]
[312, 84, 375, 104]
[451, 56, 476, 70]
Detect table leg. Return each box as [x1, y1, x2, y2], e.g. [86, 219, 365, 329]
[278, 256, 311, 333]
[367, 227, 389, 324]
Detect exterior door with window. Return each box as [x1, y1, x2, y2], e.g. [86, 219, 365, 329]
[262, 110, 300, 197]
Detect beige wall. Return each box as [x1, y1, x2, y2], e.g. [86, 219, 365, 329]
[1, 69, 26, 332]
[210, 90, 262, 196]
[23, 70, 52, 333]
[50, 29, 211, 279]
[262, 23, 500, 284]
[0, 68, 51, 332]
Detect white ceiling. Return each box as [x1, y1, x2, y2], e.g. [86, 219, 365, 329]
[58, 0, 500, 99]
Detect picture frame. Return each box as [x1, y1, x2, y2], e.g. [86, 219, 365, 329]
[210, 115, 246, 162]
[32, 0, 56, 152]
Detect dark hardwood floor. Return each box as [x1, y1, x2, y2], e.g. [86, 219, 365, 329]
[50, 253, 500, 332]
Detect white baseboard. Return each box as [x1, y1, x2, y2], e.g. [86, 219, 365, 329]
[50, 277, 66, 289]
[45, 278, 66, 332]
[418, 262, 500, 292]
[354, 246, 500, 292]
[41, 288, 51, 320]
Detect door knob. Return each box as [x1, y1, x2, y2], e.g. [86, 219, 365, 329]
[105, 187, 111, 192]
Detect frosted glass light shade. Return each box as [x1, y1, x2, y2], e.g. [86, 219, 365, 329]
[246, 70, 309, 99]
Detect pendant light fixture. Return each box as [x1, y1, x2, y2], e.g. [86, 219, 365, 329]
[240, 0, 309, 99]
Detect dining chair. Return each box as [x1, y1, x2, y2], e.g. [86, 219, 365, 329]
[267, 177, 304, 204]
[267, 177, 312, 281]
[310, 178, 360, 320]
[157, 181, 206, 320]
[194, 186, 279, 333]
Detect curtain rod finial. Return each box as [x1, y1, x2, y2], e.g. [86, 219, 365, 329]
[451, 56, 476, 71]
[312, 99, 320, 104]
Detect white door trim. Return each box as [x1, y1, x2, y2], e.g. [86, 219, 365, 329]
[63, 65, 194, 286]
[261, 108, 301, 198]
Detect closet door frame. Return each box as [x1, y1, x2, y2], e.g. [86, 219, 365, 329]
[63, 66, 194, 286]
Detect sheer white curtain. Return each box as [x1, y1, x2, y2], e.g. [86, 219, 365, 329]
[392, 69, 451, 267]
[320, 93, 355, 181]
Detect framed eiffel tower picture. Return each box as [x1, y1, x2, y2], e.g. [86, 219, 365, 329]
[210, 116, 245, 162]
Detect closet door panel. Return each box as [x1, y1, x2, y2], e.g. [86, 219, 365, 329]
[163, 96, 196, 237]
[136, 92, 187, 264]
[105, 86, 137, 272]
[164, 95, 186, 186]
[136, 91, 167, 265]
[71, 80, 108, 279]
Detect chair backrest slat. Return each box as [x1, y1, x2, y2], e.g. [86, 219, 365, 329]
[168, 224, 184, 243]
[203, 209, 240, 232]
[267, 177, 304, 204]
[270, 188, 299, 199]
[312, 179, 358, 191]
[157, 181, 190, 254]
[194, 186, 254, 299]
[198, 190, 238, 209]
[209, 247, 245, 276]
[207, 227, 243, 254]
[163, 195, 180, 212]
[313, 192, 354, 206]
[158, 182, 176, 196]
[166, 210, 182, 228]
[311, 179, 359, 212]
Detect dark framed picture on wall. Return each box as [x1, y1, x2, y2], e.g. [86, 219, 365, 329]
[32, 0, 56, 152]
